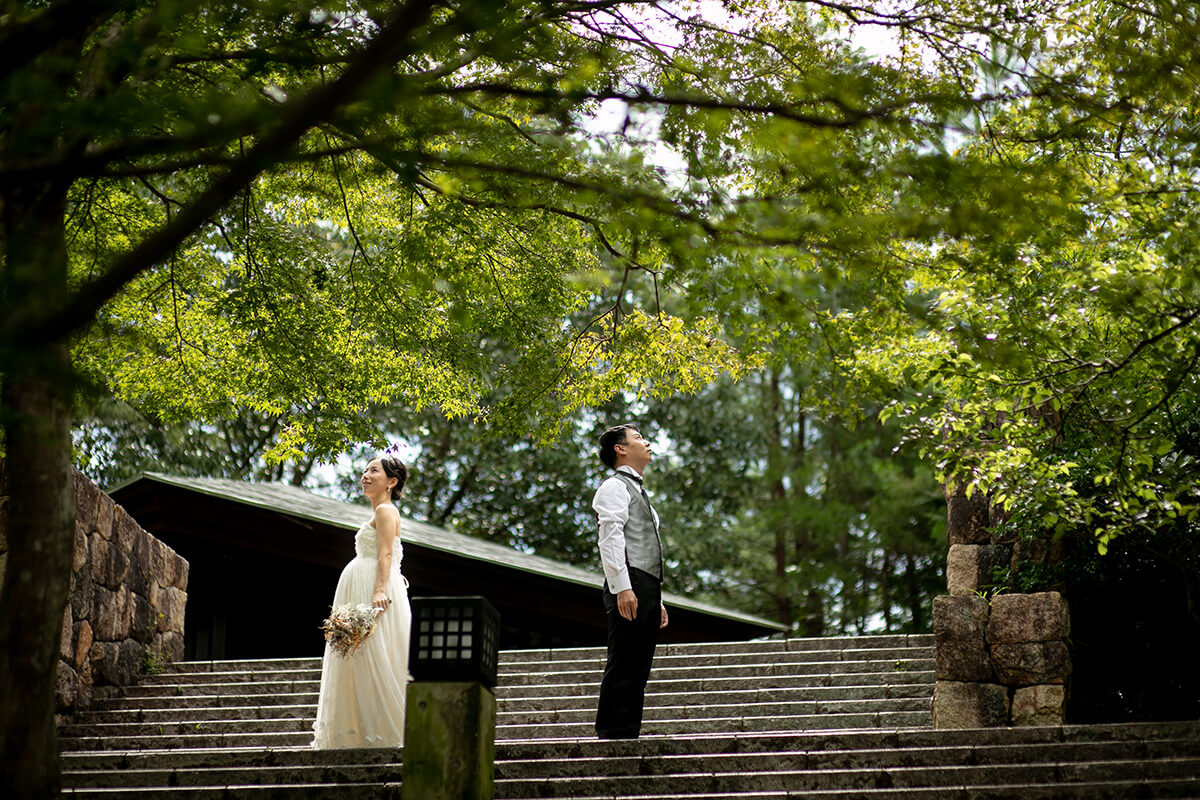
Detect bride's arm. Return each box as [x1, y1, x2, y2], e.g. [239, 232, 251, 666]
[372, 504, 401, 613]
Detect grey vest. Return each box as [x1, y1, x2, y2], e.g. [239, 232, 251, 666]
[610, 471, 664, 581]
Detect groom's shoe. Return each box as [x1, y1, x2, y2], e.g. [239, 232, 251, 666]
[596, 730, 639, 740]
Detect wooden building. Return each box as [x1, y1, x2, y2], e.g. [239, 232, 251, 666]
[110, 473, 785, 660]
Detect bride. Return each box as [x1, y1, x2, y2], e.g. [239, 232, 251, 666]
[312, 454, 412, 748]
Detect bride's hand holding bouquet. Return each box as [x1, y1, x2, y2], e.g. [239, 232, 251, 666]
[372, 589, 391, 615]
[320, 603, 383, 658]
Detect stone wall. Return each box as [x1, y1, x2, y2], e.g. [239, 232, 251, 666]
[933, 484, 1071, 727]
[0, 465, 189, 717]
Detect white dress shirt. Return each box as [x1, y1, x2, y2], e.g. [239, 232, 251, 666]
[593, 465, 660, 594]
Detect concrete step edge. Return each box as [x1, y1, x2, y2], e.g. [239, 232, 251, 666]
[492, 720, 1200, 754]
[496, 778, 1200, 800]
[157, 637, 937, 674]
[498, 685, 935, 705]
[143, 656, 936, 686]
[84, 682, 934, 716]
[502, 635, 935, 659]
[160, 645, 936, 673]
[496, 671, 937, 696]
[497, 663, 935, 685]
[498, 699, 934, 723]
[74, 695, 933, 725]
[493, 737, 1200, 775]
[62, 762, 404, 788]
[495, 711, 933, 737]
[491, 756, 1200, 790]
[58, 782, 402, 797]
[61, 746, 398, 769]
[495, 648, 938, 672]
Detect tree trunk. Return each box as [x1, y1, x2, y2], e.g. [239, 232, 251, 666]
[761, 368, 793, 629]
[904, 553, 922, 631]
[880, 551, 893, 629]
[0, 182, 75, 799]
[802, 589, 825, 636]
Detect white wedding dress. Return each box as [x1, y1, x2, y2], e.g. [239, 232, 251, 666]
[312, 519, 412, 748]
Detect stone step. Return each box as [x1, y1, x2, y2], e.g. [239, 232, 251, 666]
[119, 680, 322, 698]
[491, 756, 1200, 797]
[498, 634, 935, 662]
[62, 717, 316, 740]
[63, 708, 933, 750]
[62, 776, 1200, 800]
[89, 737, 1200, 791]
[498, 697, 933, 726]
[62, 746, 398, 771]
[81, 682, 932, 720]
[63, 707, 934, 746]
[74, 694, 933, 727]
[116, 664, 933, 701]
[499, 682, 932, 711]
[77, 705, 318, 725]
[494, 720, 1200, 760]
[494, 647, 936, 674]
[61, 783, 400, 798]
[138, 669, 320, 686]
[494, 737, 1200, 779]
[495, 709, 933, 739]
[63, 721, 1200, 768]
[91, 692, 319, 711]
[134, 652, 933, 689]
[495, 670, 936, 699]
[152, 636, 936, 675]
[64, 761, 404, 789]
[162, 658, 323, 675]
[59, 634, 1200, 800]
[490, 779, 1200, 800]
[60, 731, 315, 752]
[68, 727, 1200, 796]
[498, 659, 934, 687]
[72, 672, 934, 714]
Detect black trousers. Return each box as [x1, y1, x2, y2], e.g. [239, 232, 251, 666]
[595, 567, 662, 739]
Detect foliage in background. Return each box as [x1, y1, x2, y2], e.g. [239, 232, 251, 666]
[79, 370, 945, 636]
[837, 1, 1200, 560]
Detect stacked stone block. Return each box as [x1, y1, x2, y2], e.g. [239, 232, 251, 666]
[0, 466, 190, 717]
[933, 484, 1070, 727]
[62, 469, 190, 715]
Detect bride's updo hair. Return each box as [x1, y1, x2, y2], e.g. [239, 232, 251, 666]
[379, 455, 408, 501]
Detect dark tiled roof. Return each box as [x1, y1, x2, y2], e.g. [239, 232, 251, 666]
[114, 472, 784, 632]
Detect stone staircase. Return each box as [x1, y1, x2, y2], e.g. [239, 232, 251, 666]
[58, 634, 1200, 797]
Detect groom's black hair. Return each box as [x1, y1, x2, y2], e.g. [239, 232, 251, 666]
[598, 424, 635, 470]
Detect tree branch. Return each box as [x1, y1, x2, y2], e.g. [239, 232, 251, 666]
[424, 82, 932, 129]
[2, 0, 443, 350]
[0, 0, 124, 82]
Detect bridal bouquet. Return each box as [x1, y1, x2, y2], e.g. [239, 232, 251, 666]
[321, 603, 382, 658]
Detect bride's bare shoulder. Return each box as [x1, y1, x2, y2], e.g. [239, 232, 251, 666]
[372, 504, 401, 525]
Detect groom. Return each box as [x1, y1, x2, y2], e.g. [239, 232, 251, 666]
[592, 423, 668, 739]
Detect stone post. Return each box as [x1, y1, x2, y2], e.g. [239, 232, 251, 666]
[933, 483, 1071, 727]
[402, 596, 500, 800]
[402, 682, 497, 800]
[989, 592, 1071, 725]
